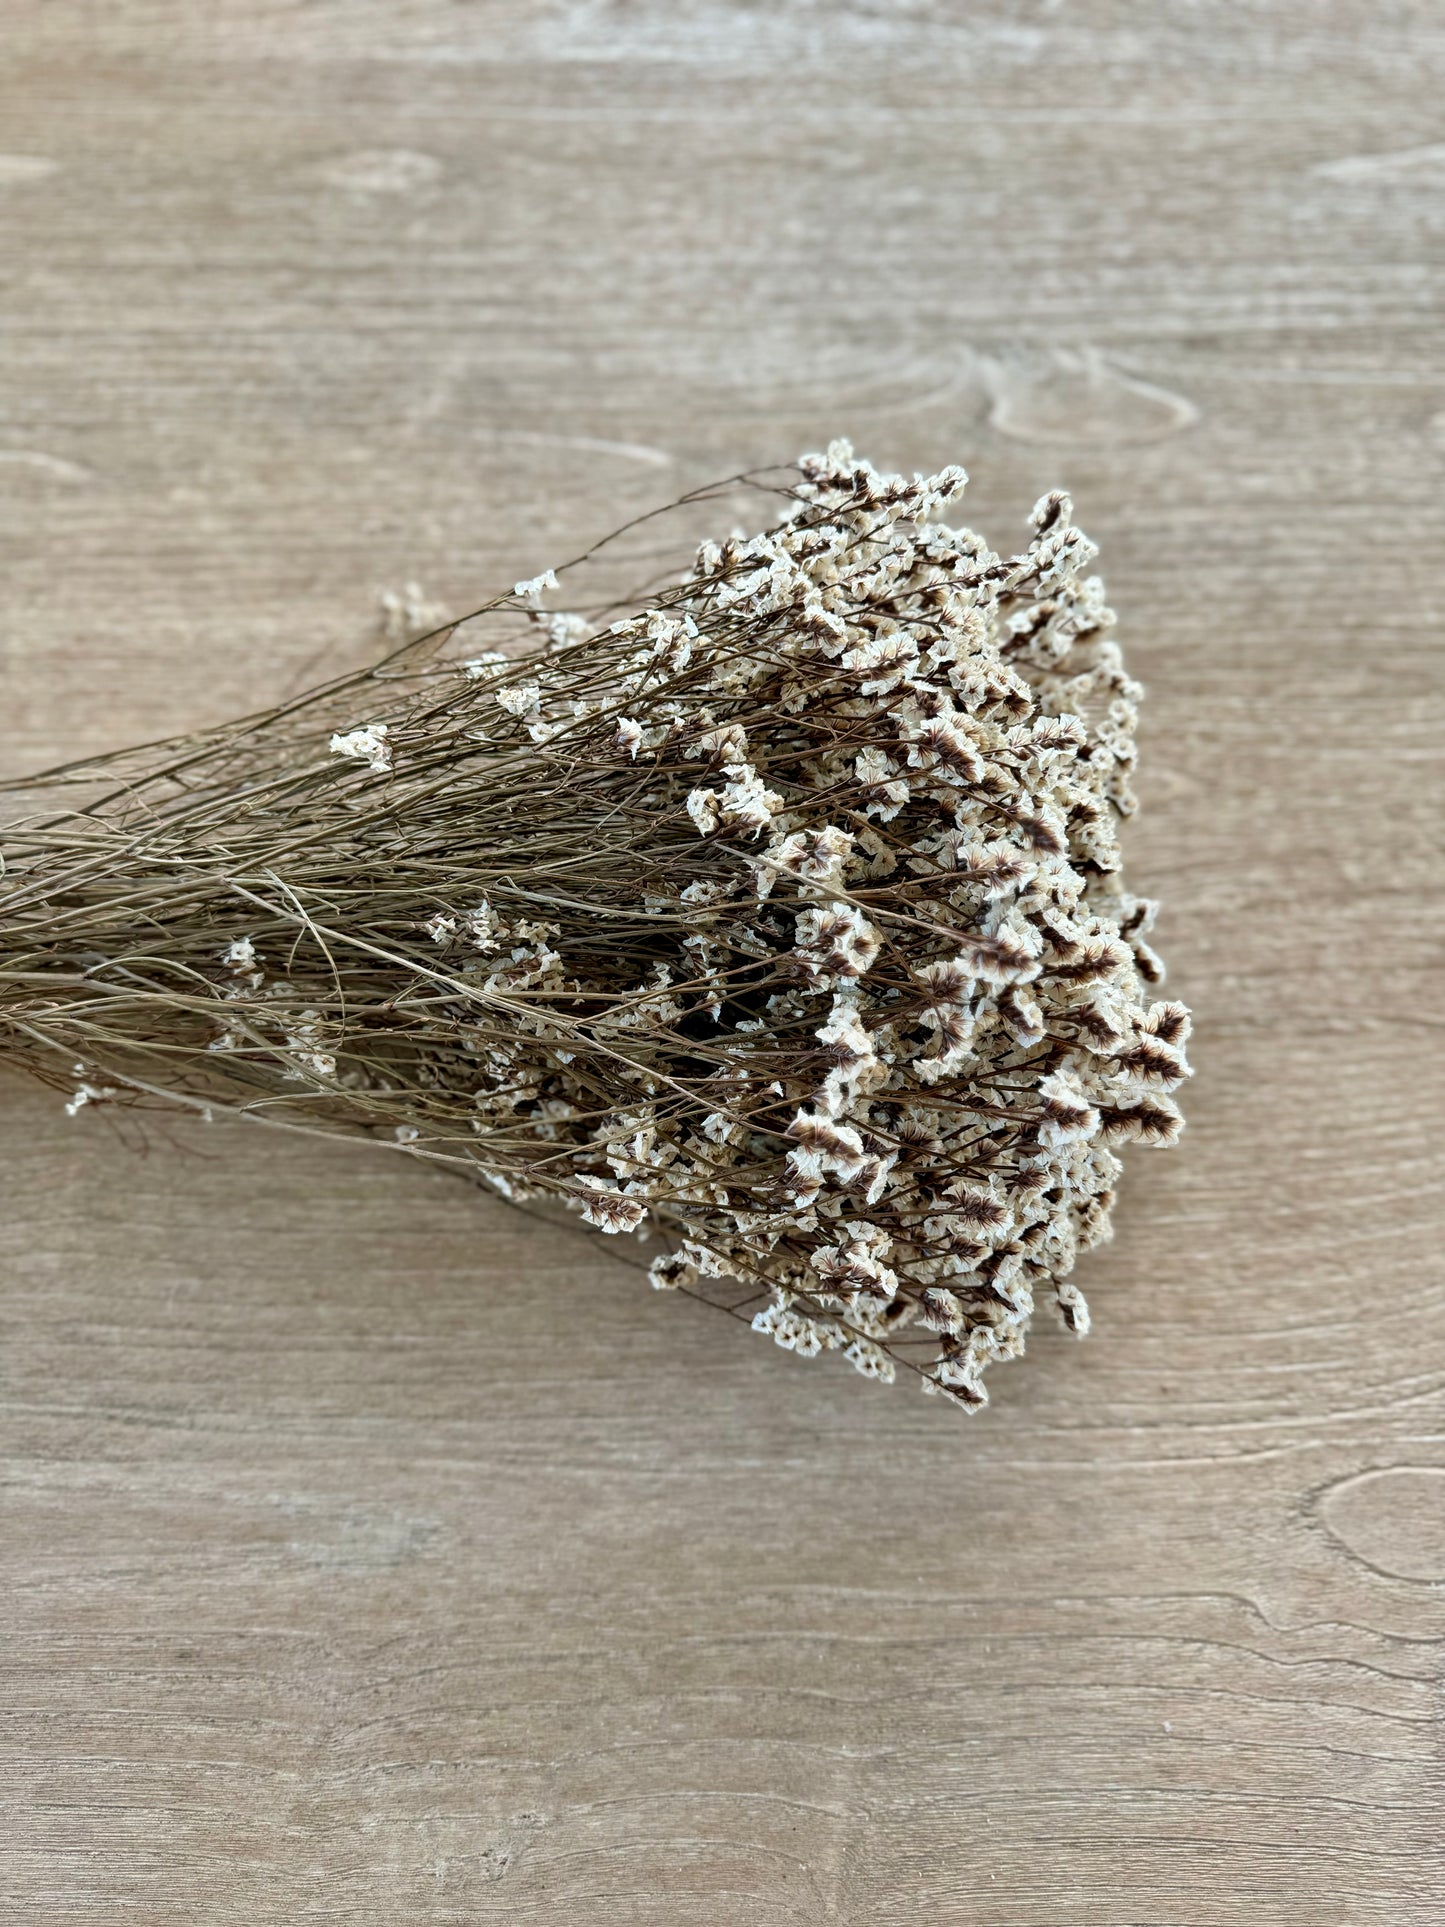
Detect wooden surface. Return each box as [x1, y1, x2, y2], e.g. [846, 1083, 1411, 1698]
[2, 5, 1442, 1921]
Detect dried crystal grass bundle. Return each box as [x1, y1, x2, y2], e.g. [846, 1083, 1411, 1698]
[0, 443, 1189, 1410]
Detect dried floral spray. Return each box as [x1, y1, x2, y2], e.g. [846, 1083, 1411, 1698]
[0, 444, 1189, 1409]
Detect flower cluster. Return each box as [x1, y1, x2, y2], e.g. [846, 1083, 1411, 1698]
[0, 445, 1188, 1410]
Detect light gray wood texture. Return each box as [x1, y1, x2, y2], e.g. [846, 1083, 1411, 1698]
[2, 5, 1442, 1921]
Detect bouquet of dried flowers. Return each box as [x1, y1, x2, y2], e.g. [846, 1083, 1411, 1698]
[0, 443, 1189, 1410]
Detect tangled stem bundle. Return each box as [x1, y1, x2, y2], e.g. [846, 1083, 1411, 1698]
[0, 444, 1189, 1409]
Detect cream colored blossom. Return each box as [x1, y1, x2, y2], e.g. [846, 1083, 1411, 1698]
[513, 568, 560, 604]
[328, 723, 391, 773]
[495, 682, 542, 718]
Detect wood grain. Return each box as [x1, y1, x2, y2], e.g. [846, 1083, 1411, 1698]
[1, 5, 1441, 1921]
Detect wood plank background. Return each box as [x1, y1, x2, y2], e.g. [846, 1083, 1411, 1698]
[1, 5, 1441, 1921]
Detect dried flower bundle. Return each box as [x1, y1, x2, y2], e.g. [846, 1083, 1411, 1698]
[0, 443, 1189, 1410]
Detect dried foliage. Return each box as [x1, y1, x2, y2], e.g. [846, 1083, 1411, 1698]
[0, 444, 1189, 1409]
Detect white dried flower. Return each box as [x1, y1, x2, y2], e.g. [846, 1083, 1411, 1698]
[715, 764, 783, 838]
[794, 904, 881, 979]
[751, 1300, 841, 1357]
[379, 582, 450, 644]
[282, 1012, 337, 1081]
[495, 682, 542, 718]
[328, 723, 391, 773]
[686, 787, 721, 836]
[648, 1251, 694, 1291]
[843, 1336, 895, 1383]
[65, 1080, 117, 1116]
[534, 610, 592, 651]
[646, 611, 696, 672]
[576, 1179, 647, 1234]
[463, 652, 510, 681]
[513, 568, 560, 605]
[462, 901, 503, 954]
[1037, 1067, 1101, 1147]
